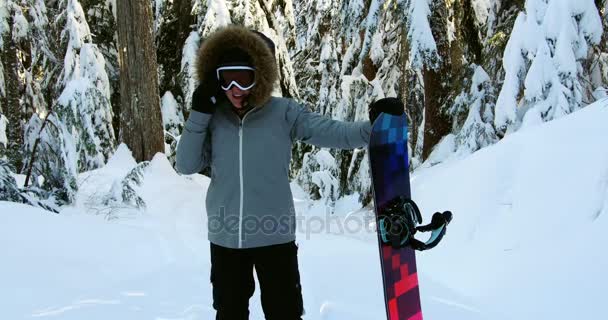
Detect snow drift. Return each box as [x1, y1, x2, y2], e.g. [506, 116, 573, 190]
[1, 100, 607, 319]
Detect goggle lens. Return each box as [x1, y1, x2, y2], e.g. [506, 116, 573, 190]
[217, 66, 256, 91]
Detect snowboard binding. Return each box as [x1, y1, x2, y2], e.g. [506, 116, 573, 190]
[378, 196, 452, 251]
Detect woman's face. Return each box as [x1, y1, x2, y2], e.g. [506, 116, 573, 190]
[225, 86, 251, 109]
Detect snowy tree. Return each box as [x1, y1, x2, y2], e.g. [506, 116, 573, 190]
[22, 112, 79, 207]
[180, 30, 200, 115]
[268, 0, 299, 98]
[380, 4, 449, 184]
[0, 0, 604, 211]
[18, 0, 116, 207]
[0, 0, 27, 171]
[405, 0, 440, 70]
[195, 0, 230, 37]
[418, 0, 497, 163]
[1, 157, 65, 212]
[80, 0, 121, 138]
[0, 159, 22, 202]
[495, 0, 603, 134]
[481, 0, 525, 84]
[453, 0, 483, 66]
[451, 65, 498, 156]
[449, 0, 486, 90]
[291, 0, 382, 203]
[1, 0, 57, 173]
[155, 0, 194, 108]
[160, 91, 184, 164]
[51, 0, 115, 169]
[160, 91, 183, 138]
[296, 149, 340, 210]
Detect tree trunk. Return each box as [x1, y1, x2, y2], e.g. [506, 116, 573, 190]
[1, 15, 24, 172]
[422, 0, 452, 161]
[117, 0, 165, 162]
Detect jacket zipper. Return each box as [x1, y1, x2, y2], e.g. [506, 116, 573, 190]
[237, 108, 255, 248]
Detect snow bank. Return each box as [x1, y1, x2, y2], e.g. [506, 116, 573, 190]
[1, 101, 607, 319]
[412, 100, 608, 319]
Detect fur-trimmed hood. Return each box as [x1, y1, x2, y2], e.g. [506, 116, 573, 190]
[195, 25, 278, 107]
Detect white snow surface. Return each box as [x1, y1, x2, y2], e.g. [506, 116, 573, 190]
[1, 101, 608, 319]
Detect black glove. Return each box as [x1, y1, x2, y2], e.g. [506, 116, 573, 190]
[191, 72, 223, 114]
[368, 97, 405, 123]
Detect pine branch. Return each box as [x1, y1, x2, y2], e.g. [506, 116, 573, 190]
[24, 106, 56, 188]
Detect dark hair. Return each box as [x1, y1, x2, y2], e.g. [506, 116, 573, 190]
[217, 47, 253, 67]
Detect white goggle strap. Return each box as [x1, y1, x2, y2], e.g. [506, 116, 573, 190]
[216, 65, 255, 76]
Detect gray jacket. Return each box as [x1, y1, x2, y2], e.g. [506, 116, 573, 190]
[176, 25, 371, 248]
[176, 97, 371, 248]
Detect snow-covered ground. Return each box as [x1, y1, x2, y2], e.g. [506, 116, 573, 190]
[1, 100, 607, 319]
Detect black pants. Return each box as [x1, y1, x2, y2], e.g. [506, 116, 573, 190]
[210, 241, 304, 320]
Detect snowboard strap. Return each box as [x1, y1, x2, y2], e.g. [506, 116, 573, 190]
[409, 211, 452, 251]
[378, 197, 452, 251]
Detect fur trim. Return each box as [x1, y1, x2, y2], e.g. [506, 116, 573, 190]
[195, 25, 278, 107]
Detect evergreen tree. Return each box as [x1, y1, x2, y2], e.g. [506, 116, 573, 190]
[80, 0, 120, 139]
[160, 91, 184, 164]
[0, 159, 22, 202]
[0, 0, 605, 211]
[0, 0, 26, 171]
[291, 0, 381, 203]
[21, 0, 115, 207]
[451, 65, 498, 156]
[1, 0, 58, 172]
[51, 0, 115, 170]
[22, 110, 78, 206]
[495, 0, 603, 134]
[155, 0, 194, 106]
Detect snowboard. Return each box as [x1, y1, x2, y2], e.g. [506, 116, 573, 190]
[368, 112, 422, 320]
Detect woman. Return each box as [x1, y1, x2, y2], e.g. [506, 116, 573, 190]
[176, 24, 403, 320]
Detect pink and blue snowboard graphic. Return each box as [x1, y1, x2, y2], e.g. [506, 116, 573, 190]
[369, 113, 422, 320]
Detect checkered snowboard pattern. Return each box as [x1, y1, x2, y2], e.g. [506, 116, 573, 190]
[369, 113, 422, 320]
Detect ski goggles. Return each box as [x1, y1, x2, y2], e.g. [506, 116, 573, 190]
[216, 66, 256, 91]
